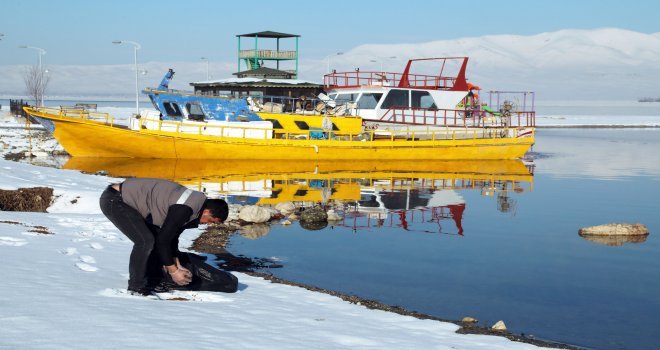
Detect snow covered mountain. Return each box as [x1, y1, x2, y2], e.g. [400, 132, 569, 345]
[1, 28, 658, 100]
[334, 28, 660, 100]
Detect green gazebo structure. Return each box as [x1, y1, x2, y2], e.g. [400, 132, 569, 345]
[237, 30, 300, 78]
[191, 30, 323, 99]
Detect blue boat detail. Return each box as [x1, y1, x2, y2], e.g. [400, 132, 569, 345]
[143, 69, 262, 122]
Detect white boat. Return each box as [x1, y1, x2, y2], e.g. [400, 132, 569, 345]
[322, 57, 535, 137]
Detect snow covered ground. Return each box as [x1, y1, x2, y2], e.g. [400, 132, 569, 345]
[0, 112, 547, 349]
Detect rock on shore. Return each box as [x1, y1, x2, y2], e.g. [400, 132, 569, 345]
[238, 205, 272, 223]
[300, 207, 328, 223]
[275, 202, 296, 216]
[491, 320, 507, 331]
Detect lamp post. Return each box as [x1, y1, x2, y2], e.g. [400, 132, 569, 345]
[112, 40, 141, 116]
[200, 57, 210, 80]
[369, 59, 381, 72]
[19, 45, 47, 106]
[325, 52, 343, 74]
[370, 56, 397, 72]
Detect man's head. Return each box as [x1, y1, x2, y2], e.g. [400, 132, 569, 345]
[200, 198, 229, 224]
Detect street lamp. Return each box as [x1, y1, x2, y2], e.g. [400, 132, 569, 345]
[325, 52, 343, 74]
[112, 40, 141, 116]
[370, 56, 397, 72]
[200, 57, 210, 80]
[369, 59, 380, 72]
[19, 45, 47, 106]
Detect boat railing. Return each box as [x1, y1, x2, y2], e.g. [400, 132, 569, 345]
[486, 91, 536, 125]
[378, 106, 536, 128]
[133, 116, 534, 142]
[324, 71, 457, 90]
[31, 106, 118, 126]
[144, 87, 238, 99]
[239, 49, 297, 59]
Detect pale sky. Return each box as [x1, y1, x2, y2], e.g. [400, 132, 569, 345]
[1, 0, 659, 67]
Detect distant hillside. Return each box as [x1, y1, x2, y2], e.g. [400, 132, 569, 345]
[335, 28, 660, 99]
[638, 97, 660, 102]
[1, 28, 658, 100]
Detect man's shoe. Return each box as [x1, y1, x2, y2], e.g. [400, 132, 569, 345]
[152, 279, 189, 293]
[127, 287, 152, 296]
[151, 280, 174, 293]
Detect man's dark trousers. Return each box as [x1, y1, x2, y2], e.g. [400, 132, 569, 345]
[99, 186, 163, 290]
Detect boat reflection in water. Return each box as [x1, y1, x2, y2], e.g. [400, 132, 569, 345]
[64, 158, 534, 235]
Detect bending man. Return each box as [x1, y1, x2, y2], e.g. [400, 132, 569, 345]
[99, 178, 228, 295]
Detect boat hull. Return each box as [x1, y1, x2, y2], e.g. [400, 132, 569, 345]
[28, 108, 534, 160]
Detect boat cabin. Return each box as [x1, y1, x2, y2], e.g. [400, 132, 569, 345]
[324, 57, 470, 123]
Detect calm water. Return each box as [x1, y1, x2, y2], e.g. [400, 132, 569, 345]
[219, 129, 660, 350]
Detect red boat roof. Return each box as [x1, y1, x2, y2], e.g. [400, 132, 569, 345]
[324, 57, 469, 91]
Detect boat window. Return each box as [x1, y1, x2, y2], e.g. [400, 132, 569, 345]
[265, 119, 284, 129]
[185, 102, 205, 121]
[163, 101, 183, 119]
[294, 121, 310, 130]
[335, 93, 357, 104]
[411, 91, 437, 109]
[359, 194, 380, 208]
[328, 94, 337, 100]
[357, 93, 383, 109]
[381, 89, 410, 109]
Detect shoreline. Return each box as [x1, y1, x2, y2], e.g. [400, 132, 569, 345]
[191, 225, 581, 350]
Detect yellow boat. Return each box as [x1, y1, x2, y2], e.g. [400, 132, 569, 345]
[25, 106, 534, 160]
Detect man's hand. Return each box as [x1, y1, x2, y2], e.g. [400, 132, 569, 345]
[169, 268, 192, 285]
[175, 257, 185, 270]
[166, 264, 193, 286]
